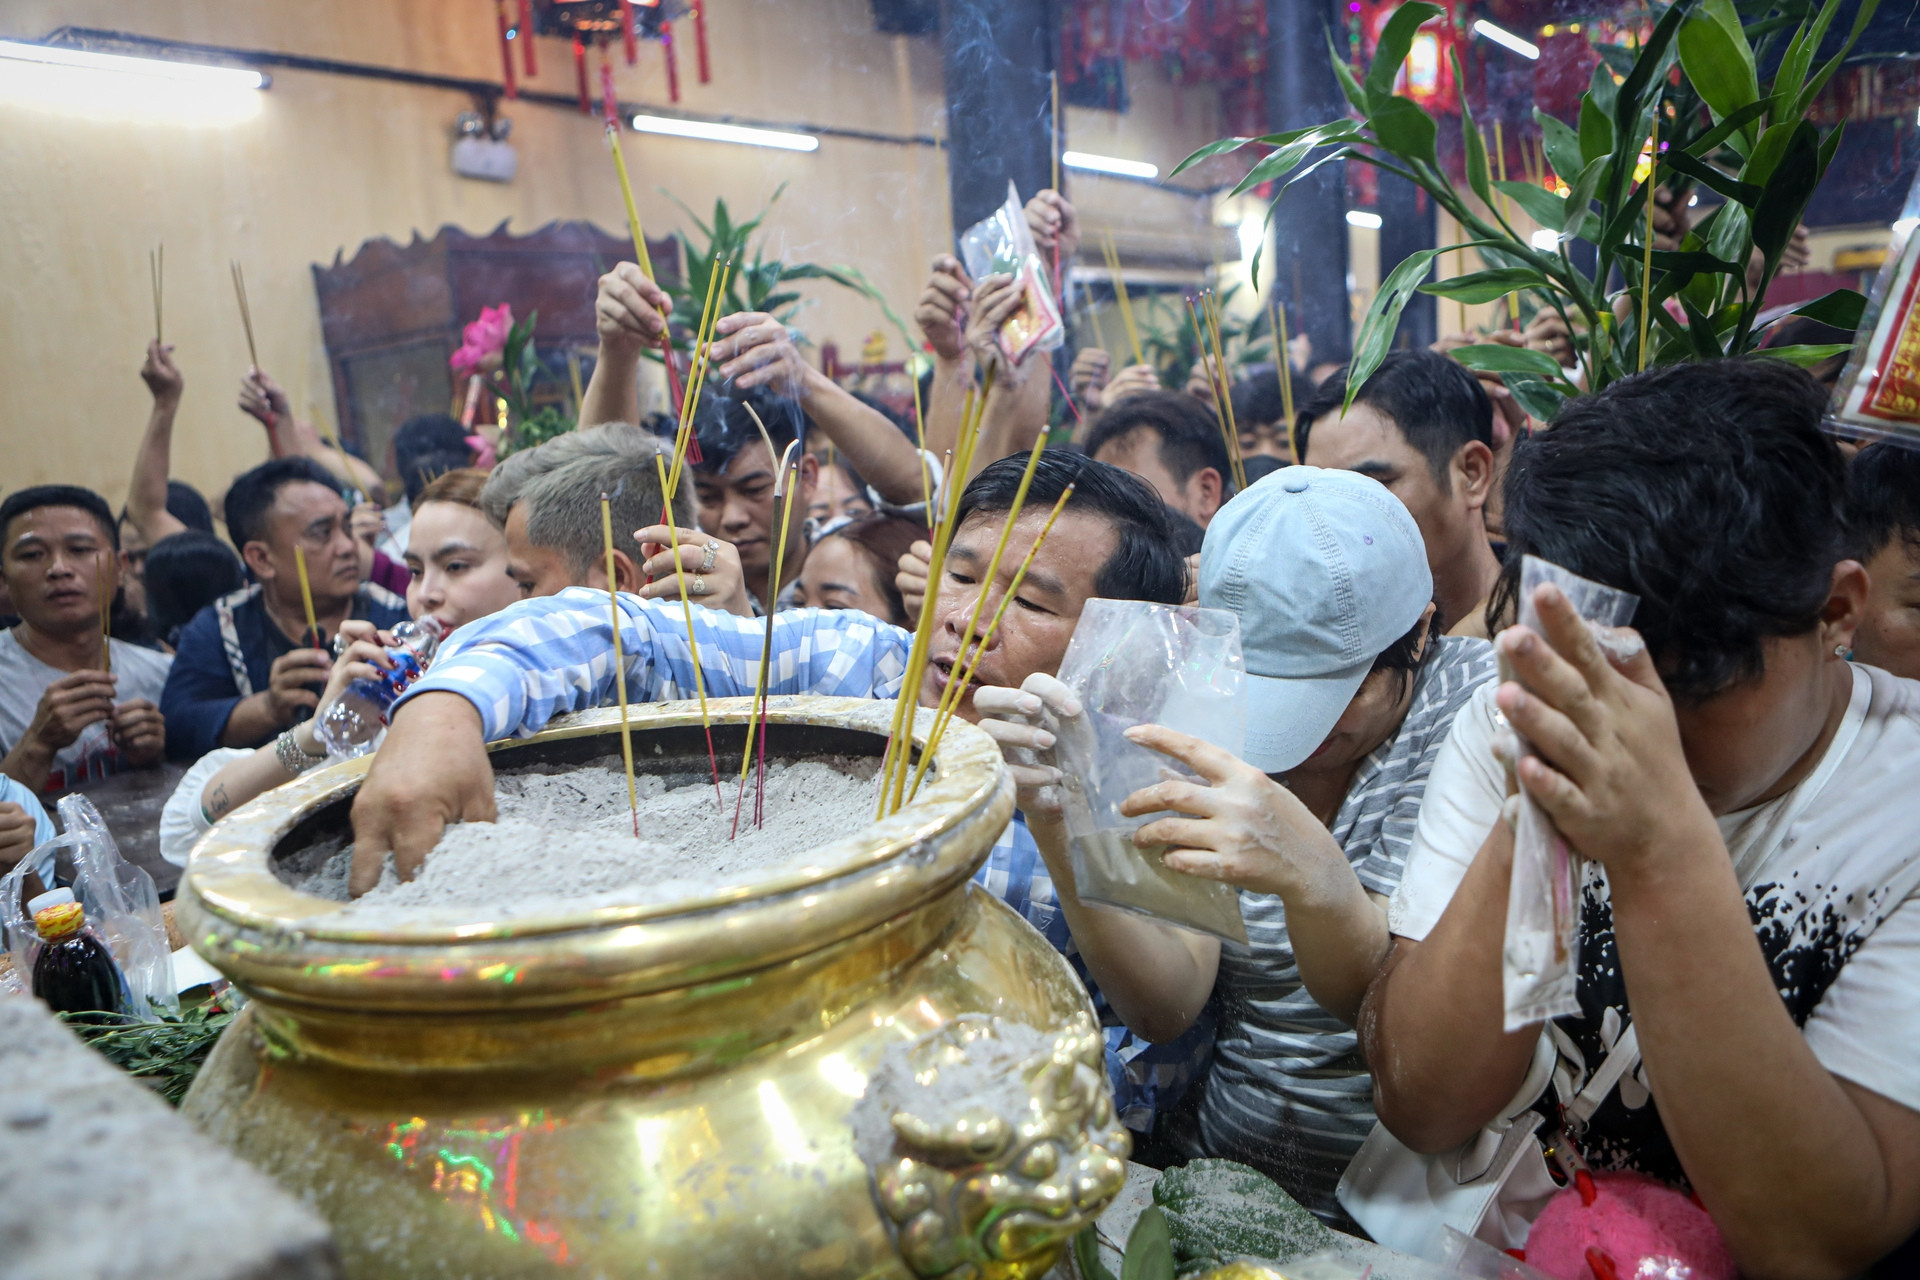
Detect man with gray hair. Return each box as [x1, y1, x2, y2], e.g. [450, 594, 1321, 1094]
[478, 423, 750, 614]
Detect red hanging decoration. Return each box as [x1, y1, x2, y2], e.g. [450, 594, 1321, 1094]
[573, 36, 590, 113]
[662, 20, 680, 103]
[495, 0, 518, 99]
[692, 0, 711, 84]
[600, 55, 620, 127]
[618, 0, 639, 66]
[518, 0, 537, 76]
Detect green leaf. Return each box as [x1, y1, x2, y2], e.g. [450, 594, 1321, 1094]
[1579, 94, 1615, 171]
[1372, 97, 1438, 166]
[1173, 121, 1360, 179]
[1448, 343, 1569, 380]
[1763, 342, 1853, 367]
[1121, 1207, 1175, 1280]
[1329, 29, 1369, 114]
[1420, 267, 1543, 304]
[1606, 247, 1744, 277]
[1364, 2, 1443, 112]
[1782, 288, 1867, 331]
[1154, 1160, 1338, 1270]
[1683, 99, 1772, 159]
[1537, 109, 1584, 184]
[1794, 0, 1881, 119]
[1506, 377, 1568, 421]
[1495, 179, 1569, 232]
[1588, 57, 1618, 120]
[1171, 135, 1260, 176]
[1227, 122, 1365, 198]
[1663, 149, 1763, 206]
[1456, 50, 1493, 205]
[1073, 1226, 1118, 1280]
[1348, 246, 1451, 408]
[1750, 121, 1821, 267]
[1771, 0, 1834, 117]
[1678, 0, 1759, 121]
[1563, 157, 1610, 241]
[1611, 0, 1687, 150]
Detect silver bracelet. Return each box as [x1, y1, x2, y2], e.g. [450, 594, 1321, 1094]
[274, 728, 327, 775]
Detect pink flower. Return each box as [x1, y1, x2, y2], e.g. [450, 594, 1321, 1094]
[465, 433, 498, 471]
[449, 303, 514, 378]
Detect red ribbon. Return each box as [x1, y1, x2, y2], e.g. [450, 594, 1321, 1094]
[618, 0, 639, 66]
[518, 0, 536, 76]
[495, 1, 517, 99]
[693, 0, 711, 84]
[662, 21, 680, 103]
[573, 37, 589, 113]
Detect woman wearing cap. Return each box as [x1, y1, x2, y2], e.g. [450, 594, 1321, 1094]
[975, 464, 1496, 1224]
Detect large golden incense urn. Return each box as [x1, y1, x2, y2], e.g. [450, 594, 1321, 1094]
[178, 696, 1129, 1279]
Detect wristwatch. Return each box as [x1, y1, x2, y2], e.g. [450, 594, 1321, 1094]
[274, 727, 328, 775]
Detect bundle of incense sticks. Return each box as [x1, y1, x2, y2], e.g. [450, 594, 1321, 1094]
[149, 245, 163, 346]
[605, 121, 686, 411]
[97, 553, 112, 674]
[1099, 232, 1145, 368]
[663, 254, 733, 506]
[230, 261, 260, 370]
[909, 367, 934, 518]
[651, 454, 724, 807]
[1638, 117, 1660, 373]
[600, 494, 642, 836]
[733, 437, 801, 837]
[877, 367, 996, 817]
[292, 545, 320, 648]
[1191, 294, 1248, 492]
[1272, 300, 1298, 462]
[905, 482, 1076, 804]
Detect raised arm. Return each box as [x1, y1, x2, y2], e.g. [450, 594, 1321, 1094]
[915, 256, 976, 468]
[237, 369, 384, 496]
[962, 275, 1053, 475]
[581, 262, 675, 427]
[128, 341, 190, 546]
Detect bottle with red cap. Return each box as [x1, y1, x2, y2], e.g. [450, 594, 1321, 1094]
[28, 888, 125, 1018]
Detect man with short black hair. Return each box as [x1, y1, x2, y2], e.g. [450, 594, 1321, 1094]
[350, 451, 1211, 1136]
[160, 458, 407, 761]
[1298, 350, 1499, 635]
[1846, 441, 1920, 680]
[0, 485, 171, 794]
[1085, 390, 1234, 529]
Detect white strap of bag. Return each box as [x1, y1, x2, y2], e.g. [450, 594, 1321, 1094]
[1561, 1023, 1638, 1131]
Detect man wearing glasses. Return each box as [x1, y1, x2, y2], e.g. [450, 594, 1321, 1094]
[161, 458, 407, 762]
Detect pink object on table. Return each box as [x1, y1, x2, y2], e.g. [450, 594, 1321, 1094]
[1525, 1171, 1735, 1280]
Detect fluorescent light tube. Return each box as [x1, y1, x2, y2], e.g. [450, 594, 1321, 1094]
[1346, 210, 1383, 230]
[1473, 21, 1540, 59]
[630, 113, 818, 152]
[0, 40, 266, 87]
[1063, 150, 1159, 180]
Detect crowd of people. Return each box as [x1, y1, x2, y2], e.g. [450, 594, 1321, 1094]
[3, 186, 1917, 1275]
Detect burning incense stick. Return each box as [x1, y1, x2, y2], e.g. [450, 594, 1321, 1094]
[652, 454, 724, 806]
[909, 362, 933, 517]
[666, 255, 732, 504]
[567, 348, 584, 415]
[1639, 116, 1659, 373]
[1100, 232, 1144, 367]
[733, 436, 801, 836]
[1272, 300, 1297, 458]
[149, 245, 163, 346]
[907, 482, 1075, 803]
[606, 126, 657, 283]
[1050, 71, 1061, 196]
[1201, 292, 1248, 490]
[97, 552, 112, 673]
[292, 545, 320, 648]
[600, 493, 642, 836]
[230, 261, 260, 370]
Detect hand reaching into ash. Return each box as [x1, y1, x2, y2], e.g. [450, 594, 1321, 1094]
[350, 691, 497, 895]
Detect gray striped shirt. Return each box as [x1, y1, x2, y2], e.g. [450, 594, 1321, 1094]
[1194, 636, 1496, 1220]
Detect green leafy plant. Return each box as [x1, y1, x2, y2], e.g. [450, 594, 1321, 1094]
[662, 185, 921, 364]
[1134, 283, 1271, 388]
[59, 1004, 236, 1106]
[1072, 1204, 1176, 1280]
[495, 310, 575, 456]
[1174, 0, 1877, 418]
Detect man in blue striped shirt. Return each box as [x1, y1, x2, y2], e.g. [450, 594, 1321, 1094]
[354, 450, 1212, 1134]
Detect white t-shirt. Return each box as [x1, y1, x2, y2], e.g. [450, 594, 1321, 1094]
[1389, 664, 1920, 1178]
[0, 630, 172, 794]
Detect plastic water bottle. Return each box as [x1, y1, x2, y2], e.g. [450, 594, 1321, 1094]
[315, 616, 446, 759]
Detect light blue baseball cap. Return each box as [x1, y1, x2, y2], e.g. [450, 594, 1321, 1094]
[1198, 465, 1433, 773]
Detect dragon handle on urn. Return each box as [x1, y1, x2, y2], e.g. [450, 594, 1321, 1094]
[860, 1013, 1132, 1280]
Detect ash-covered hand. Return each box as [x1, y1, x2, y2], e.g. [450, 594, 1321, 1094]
[350, 691, 497, 896]
[971, 673, 1083, 822]
[707, 313, 810, 399]
[1025, 190, 1080, 264]
[0, 801, 38, 872]
[635, 525, 753, 618]
[1119, 724, 1343, 899]
[896, 540, 931, 619]
[595, 261, 674, 356]
[915, 255, 974, 364]
[1493, 581, 1714, 879]
[1070, 348, 1111, 412]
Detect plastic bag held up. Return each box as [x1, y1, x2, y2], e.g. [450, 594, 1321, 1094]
[957, 181, 1065, 366]
[1052, 599, 1249, 943]
[1501, 556, 1638, 1032]
[0, 794, 177, 1018]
